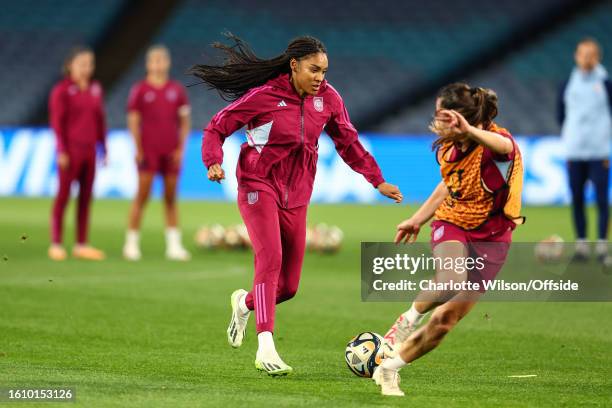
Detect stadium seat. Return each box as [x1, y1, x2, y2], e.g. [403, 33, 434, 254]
[0, 0, 126, 125]
[104, 0, 573, 132]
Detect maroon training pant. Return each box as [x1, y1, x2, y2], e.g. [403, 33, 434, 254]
[238, 189, 307, 334]
[50, 150, 96, 245]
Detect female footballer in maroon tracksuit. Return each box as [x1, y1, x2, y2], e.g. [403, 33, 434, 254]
[48, 47, 107, 261]
[191, 34, 403, 375]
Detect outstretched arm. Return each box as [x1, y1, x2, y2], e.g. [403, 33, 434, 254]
[395, 181, 448, 243]
[325, 93, 402, 202]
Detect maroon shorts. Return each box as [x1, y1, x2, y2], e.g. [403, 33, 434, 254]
[430, 217, 514, 292]
[138, 152, 180, 175]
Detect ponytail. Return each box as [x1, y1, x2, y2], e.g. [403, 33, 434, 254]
[431, 82, 499, 149]
[470, 87, 498, 128]
[189, 33, 326, 101]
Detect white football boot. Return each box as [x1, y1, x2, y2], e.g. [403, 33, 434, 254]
[123, 241, 141, 261]
[165, 228, 191, 261]
[165, 245, 191, 261]
[379, 367, 404, 397]
[227, 289, 250, 348]
[255, 352, 293, 376]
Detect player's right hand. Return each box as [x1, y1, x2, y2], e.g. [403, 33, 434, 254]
[395, 217, 421, 244]
[135, 150, 144, 165]
[377, 182, 403, 203]
[58, 152, 69, 170]
[208, 163, 225, 183]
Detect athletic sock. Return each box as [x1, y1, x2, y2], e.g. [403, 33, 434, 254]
[257, 331, 277, 358]
[381, 354, 407, 370]
[403, 303, 428, 327]
[238, 292, 250, 315]
[126, 230, 140, 247]
[165, 227, 182, 250]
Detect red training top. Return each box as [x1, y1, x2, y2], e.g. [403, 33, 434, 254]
[49, 78, 107, 154]
[202, 74, 385, 209]
[127, 79, 190, 154]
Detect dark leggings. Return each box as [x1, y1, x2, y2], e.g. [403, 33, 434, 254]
[568, 160, 609, 240]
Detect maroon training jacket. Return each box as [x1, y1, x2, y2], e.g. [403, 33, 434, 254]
[49, 78, 107, 155]
[202, 73, 385, 209]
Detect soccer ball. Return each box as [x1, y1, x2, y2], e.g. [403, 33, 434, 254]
[534, 234, 564, 263]
[322, 225, 344, 253]
[224, 225, 244, 249]
[194, 224, 226, 249]
[306, 223, 344, 253]
[344, 332, 385, 378]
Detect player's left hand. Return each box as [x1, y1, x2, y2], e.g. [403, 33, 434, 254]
[435, 109, 472, 136]
[377, 182, 403, 203]
[172, 148, 184, 166]
[395, 217, 421, 244]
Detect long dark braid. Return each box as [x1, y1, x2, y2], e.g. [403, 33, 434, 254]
[189, 33, 326, 101]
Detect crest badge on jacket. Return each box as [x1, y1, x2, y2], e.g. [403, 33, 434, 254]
[247, 191, 259, 205]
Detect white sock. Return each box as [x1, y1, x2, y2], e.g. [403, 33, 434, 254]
[403, 303, 427, 327]
[126, 230, 140, 247]
[257, 331, 276, 357]
[165, 227, 182, 249]
[382, 354, 407, 370]
[238, 292, 250, 315]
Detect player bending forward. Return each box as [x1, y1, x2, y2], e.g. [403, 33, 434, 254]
[376, 83, 524, 396]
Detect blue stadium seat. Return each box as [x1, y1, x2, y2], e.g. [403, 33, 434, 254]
[105, 0, 569, 132]
[378, 2, 612, 135]
[0, 0, 126, 125]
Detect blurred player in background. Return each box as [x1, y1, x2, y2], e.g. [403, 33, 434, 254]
[377, 84, 523, 396]
[191, 34, 402, 376]
[48, 47, 107, 261]
[123, 45, 191, 261]
[558, 38, 611, 262]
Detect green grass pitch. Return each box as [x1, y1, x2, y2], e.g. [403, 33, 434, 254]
[0, 197, 610, 407]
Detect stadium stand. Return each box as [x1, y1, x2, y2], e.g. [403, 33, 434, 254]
[377, 1, 612, 135]
[104, 0, 578, 131]
[1, 0, 604, 135]
[0, 0, 126, 125]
